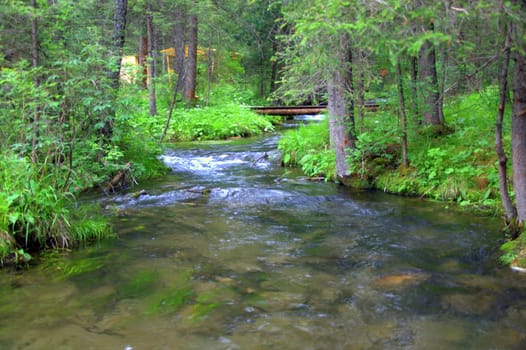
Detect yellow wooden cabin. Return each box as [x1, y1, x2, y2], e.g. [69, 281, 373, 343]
[120, 55, 140, 83]
[160, 46, 210, 75]
[120, 46, 239, 82]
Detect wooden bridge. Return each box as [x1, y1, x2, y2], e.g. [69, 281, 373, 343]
[251, 100, 383, 116]
[251, 105, 326, 116]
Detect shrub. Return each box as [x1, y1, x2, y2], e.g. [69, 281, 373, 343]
[279, 118, 335, 178]
[278, 88, 505, 211]
[0, 153, 113, 266]
[167, 104, 275, 142]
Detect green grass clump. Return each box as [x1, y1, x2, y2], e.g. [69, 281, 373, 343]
[117, 81, 275, 144]
[500, 233, 526, 267]
[167, 104, 275, 142]
[279, 118, 335, 179]
[0, 153, 113, 267]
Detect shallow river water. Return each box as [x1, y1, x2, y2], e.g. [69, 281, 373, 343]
[1, 128, 526, 349]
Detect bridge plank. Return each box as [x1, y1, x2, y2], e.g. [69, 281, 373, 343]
[251, 103, 380, 116]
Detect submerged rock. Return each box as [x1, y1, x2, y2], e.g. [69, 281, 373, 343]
[258, 291, 307, 312]
[133, 189, 148, 198]
[372, 272, 430, 289]
[441, 293, 495, 316]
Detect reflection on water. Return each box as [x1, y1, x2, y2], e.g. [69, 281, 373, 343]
[1, 135, 526, 350]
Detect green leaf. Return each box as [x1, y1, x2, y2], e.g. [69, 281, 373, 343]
[8, 212, 20, 225]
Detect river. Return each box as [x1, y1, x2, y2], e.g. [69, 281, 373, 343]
[1, 125, 526, 349]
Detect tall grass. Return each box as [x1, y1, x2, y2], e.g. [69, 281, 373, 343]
[117, 82, 275, 143]
[166, 104, 275, 141]
[0, 153, 113, 266]
[279, 118, 336, 179]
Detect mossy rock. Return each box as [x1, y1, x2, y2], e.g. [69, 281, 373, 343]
[501, 232, 526, 271]
[511, 249, 526, 271]
[338, 175, 372, 189]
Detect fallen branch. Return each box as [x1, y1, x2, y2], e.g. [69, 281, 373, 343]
[104, 162, 132, 194]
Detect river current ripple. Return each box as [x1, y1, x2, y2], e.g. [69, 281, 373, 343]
[1, 129, 526, 349]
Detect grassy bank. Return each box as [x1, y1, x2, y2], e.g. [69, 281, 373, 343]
[0, 81, 276, 267]
[278, 88, 526, 268]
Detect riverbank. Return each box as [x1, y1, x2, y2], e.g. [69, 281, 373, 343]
[2, 127, 525, 349]
[277, 89, 526, 270]
[0, 93, 277, 268]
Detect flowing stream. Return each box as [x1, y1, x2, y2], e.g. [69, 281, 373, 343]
[1, 122, 526, 349]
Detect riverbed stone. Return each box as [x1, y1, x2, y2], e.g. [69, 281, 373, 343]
[12, 323, 123, 350]
[470, 326, 526, 349]
[441, 293, 494, 316]
[438, 258, 464, 273]
[372, 272, 430, 290]
[408, 317, 471, 349]
[450, 273, 504, 294]
[96, 298, 142, 331]
[228, 315, 317, 349]
[257, 291, 307, 311]
[215, 276, 236, 285]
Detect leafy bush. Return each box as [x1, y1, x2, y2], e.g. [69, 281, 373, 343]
[0, 153, 113, 266]
[166, 104, 275, 141]
[117, 80, 275, 144]
[205, 83, 261, 106]
[348, 131, 400, 181]
[278, 88, 505, 213]
[500, 233, 526, 265]
[279, 118, 335, 178]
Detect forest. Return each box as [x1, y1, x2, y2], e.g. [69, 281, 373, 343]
[1, 0, 526, 271]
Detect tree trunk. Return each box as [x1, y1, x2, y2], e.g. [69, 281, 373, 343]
[30, 0, 39, 164]
[206, 47, 212, 106]
[512, 31, 526, 223]
[496, 23, 516, 222]
[146, 3, 157, 115]
[139, 36, 148, 88]
[173, 7, 187, 96]
[418, 39, 442, 126]
[409, 55, 420, 124]
[328, 33, 355, 181]
[396, 60, 409, 167]
[160, 86, 177, 144]
[104, 0, 128, 138]
[108, 0, 128, 90]
[162, 6, 188, 143]
[184, 14, 198, 103]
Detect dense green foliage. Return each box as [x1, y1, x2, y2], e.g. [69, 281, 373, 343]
[2, 0, 525, 270]
[118, 79, 275, 141]
[165, 104, 274, 141]
[0, 0, 286, 266]
[376, 89, 504, 207]
[0, 153, 113, 265]
[279, 119, 335, 179]
[500, 234, 526, 267]
[279, 88, 507, 212]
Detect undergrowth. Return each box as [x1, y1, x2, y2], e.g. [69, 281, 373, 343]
[279, 87, 526, 265]
[279, 87, 507, 211]
[0, 154, 113, 267]
[117, 82, 276, 143]
[279, 118, 335, 179]
[166, 104, 275, 141]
